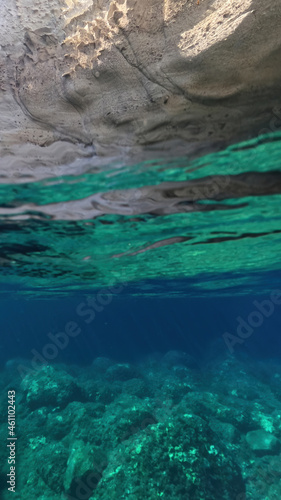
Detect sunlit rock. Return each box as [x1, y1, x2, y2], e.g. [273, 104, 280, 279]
[0, 0, 281, 167]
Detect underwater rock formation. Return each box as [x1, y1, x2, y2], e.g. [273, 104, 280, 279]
[20, 364, 85, 409]
[2, 352, 281, 498]
[0, 0, 281, 167]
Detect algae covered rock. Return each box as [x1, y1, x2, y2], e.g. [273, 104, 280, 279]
[80, 378, 121, 405]
[36, 442, 69, 494]
[92, 413, 245, 500]
[20, 365, 84, 409]
[102, 395, 157, 446]
[209, 419, 239, 445]
[122, 378, 152, 399]
[2, 437, 68, 500]
[246, 429, 281, 456]
[63, 402, 107, 449]
[182, 391, 256, 434]
[64, 440, 107, 499]
[157, 376, 193, 404]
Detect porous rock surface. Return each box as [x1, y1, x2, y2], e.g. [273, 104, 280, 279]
[0, 0, 281, 168]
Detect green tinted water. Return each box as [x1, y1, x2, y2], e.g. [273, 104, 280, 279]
[0, 132, 281, 297]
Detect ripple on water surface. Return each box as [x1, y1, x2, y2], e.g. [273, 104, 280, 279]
[0, 132, 281, 298]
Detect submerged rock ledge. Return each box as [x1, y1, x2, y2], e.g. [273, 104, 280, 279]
[2, 352, 281, 498]
[0, 0, 281, 167]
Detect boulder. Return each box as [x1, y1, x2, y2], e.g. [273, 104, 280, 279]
[20, 365, 84, 409]
[246, 429, 281, 456]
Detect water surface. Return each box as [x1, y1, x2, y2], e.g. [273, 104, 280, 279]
[0, 132, 281, 298]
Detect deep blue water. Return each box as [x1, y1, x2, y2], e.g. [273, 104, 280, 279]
[1, 280, 281, 368]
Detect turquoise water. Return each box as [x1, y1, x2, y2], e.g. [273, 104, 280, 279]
[1, 132, 281, 500]
[0, 131, 281, 298]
